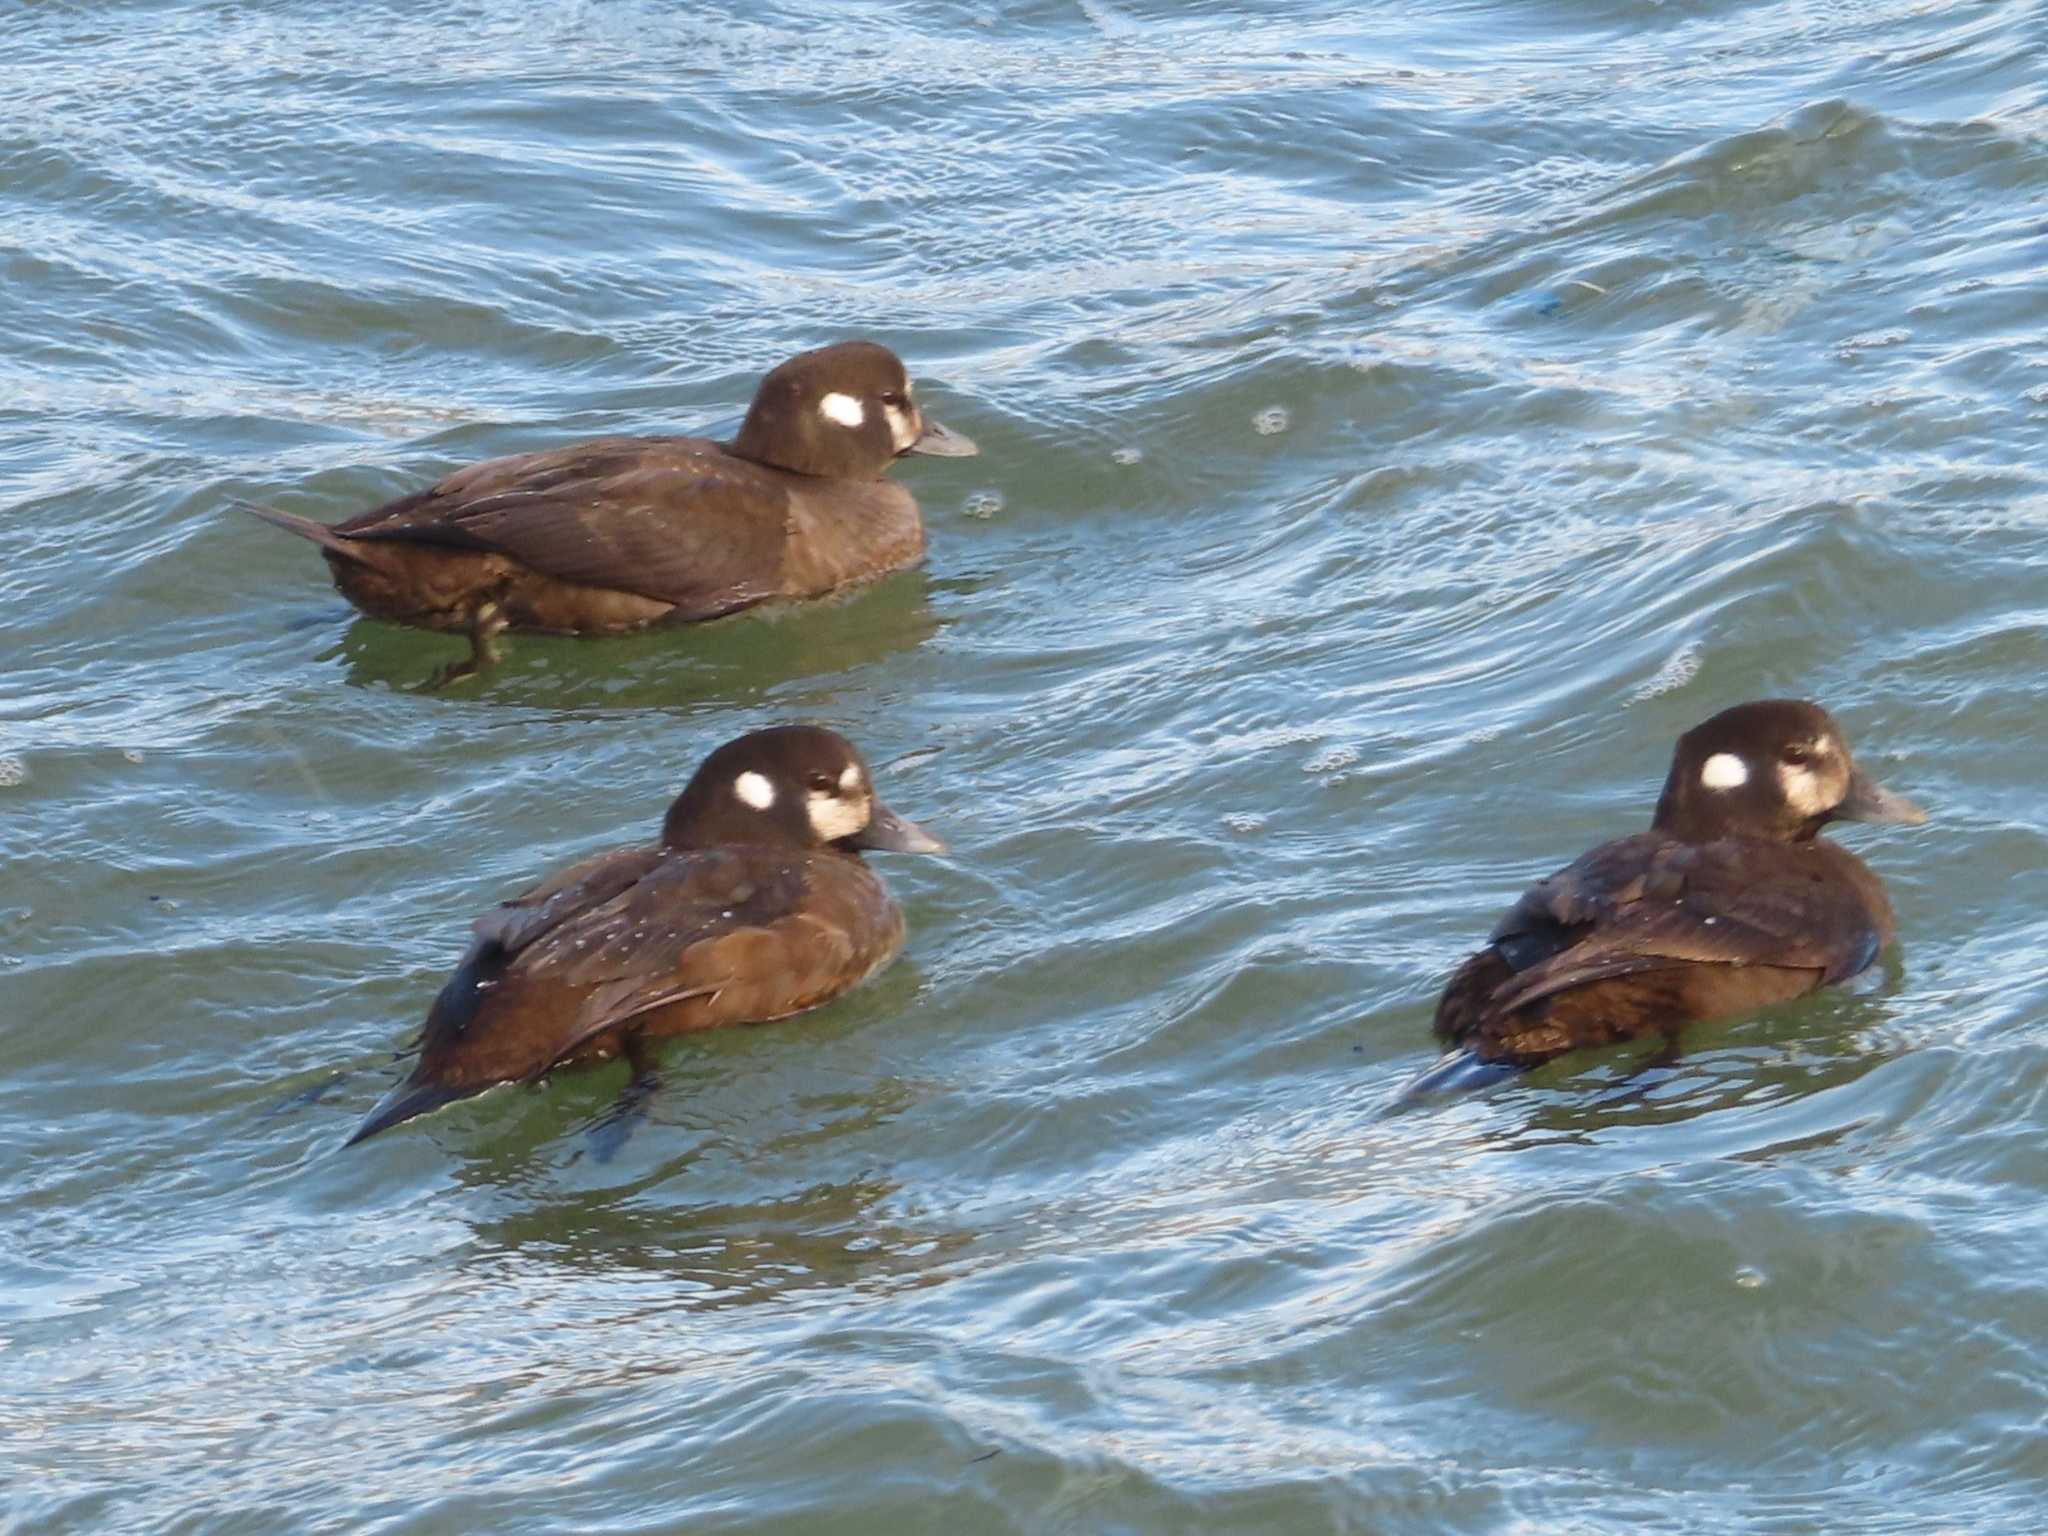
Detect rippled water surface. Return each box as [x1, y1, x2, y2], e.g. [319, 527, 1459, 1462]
[7, 1, 2048, 1530]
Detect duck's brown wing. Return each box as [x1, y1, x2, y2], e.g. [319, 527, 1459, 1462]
[358, 844, 907, 1143]
[337, 436, 790, 618]
[469, 843, 670, 957]
[1485, 837, 1884, 1018]
[406, 843, 668, 1062]
[490, 846, 898, 1073]
[1431, 839, 1629, 1051]
[408, 846, 804, 1090]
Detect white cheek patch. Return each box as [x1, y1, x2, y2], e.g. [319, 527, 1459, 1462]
[806, 791, 868, 843]
[1700, 752, 1748, 790]
[838, 764, 862, 792]
[734, 771, 776, 810]
[1779, 765, 1831, 818]
[819, 392, 865, 429]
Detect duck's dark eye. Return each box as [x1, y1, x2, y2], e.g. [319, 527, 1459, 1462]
[879, 392, 906, 408]
[1781, 746, 1812, 767]
[808, 773, 837, 793]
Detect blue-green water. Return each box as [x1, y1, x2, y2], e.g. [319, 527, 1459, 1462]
[6, 2, 2048, 1530]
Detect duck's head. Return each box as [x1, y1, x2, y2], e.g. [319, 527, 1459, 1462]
[662, 724, 946, 855]
[1652, 699, 1927, 844]
[733, 340, 978, 480]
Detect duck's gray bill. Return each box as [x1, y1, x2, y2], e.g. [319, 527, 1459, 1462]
[849, 802, 947, 854]
[1836, 767, 1928, 826]
[906, 417, 978, 458]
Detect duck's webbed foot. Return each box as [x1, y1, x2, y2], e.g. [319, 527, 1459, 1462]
[421, 601, 510, 690]
[1622, 1033, 1686, 1080]
[585, 1034, 665, 1163]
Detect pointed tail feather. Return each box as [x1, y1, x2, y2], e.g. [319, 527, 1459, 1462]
[1399, 1049, 1523, 1101]
[233, 498, 374, 566]
[344, 1074, 483, 1146]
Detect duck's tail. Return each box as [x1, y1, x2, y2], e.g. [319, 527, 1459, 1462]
[1399, 1049, 1522, 1100]
[233, 498, 374, 566]
[344, 1072, 484, 1146]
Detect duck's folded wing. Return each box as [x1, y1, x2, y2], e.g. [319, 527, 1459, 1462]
[1490, 840, 1879, 1015]
[336, 438, 663, 545]
[469, 844, 670, 957]
[342, 438, 789, 616]
[409, 843, 670, 1066]
[1482, 831, 1663, 972]
[505, 849, 830, 1067]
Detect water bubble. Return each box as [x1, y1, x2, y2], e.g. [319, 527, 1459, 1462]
[1734, 1266, 1766, 1290]
[1304, 746, 1358, 775]
[0, 756, 25, 788]
[1254, 406, 1290, 436]
[1111, 446, 1143, 466]
[1629, 642, 1701, 703]
[1223, 812, 1267, 834]
[122, 749, 144, 764]
[1835, 327, 1910, 357]
[962, 490, 1005, 520]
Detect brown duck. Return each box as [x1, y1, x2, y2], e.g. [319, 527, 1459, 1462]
[1430, 699, 1926, 1074]
[243, 341, 977, 677]
[347, 725, 945, 1144]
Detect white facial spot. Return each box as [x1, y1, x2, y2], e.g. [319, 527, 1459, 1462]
[819, 391, 865, 429]
[1779, 763, 1831, 818]
[838, 763, 862, 792]
[1700, 752, 1748, 790]
[883, 402, 916, 452]
[734, 770, 776, 810]
[806, 790, 868, 843]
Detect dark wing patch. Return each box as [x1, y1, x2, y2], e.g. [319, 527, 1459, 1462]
[337, 438, 668, 539]
[411, 845, 668, 1061]
[408, 848, 804, 1089]
[470, 844, 668, 957]
[336, 436, 792, 616]
[504, 848, 809, 1063]
[400, 847, 903, 1109]
[1488, 838, 1879, 1017]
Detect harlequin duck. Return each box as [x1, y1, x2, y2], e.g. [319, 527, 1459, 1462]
[346, 724, 945, 1144]
[242, 341, 977, 679]
[1430, 699, 1925, 1072]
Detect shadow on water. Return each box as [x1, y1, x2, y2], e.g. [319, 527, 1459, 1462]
[324, 569, 943, 709]
[322, 963, 979, 1311]
[438, 1094, 980, 1316]
[401, 966, 991, 1302]
[457, 1165, 980, 1316]
[1483, 984, 1913, 1153]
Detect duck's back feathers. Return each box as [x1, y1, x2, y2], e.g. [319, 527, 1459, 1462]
[306, 432, 925, 635]
[394, 844, 899, 1120]
[466, 842, 671, 958]
[335, 436, 791, 618]
[1436, 832, 1894, 1063]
